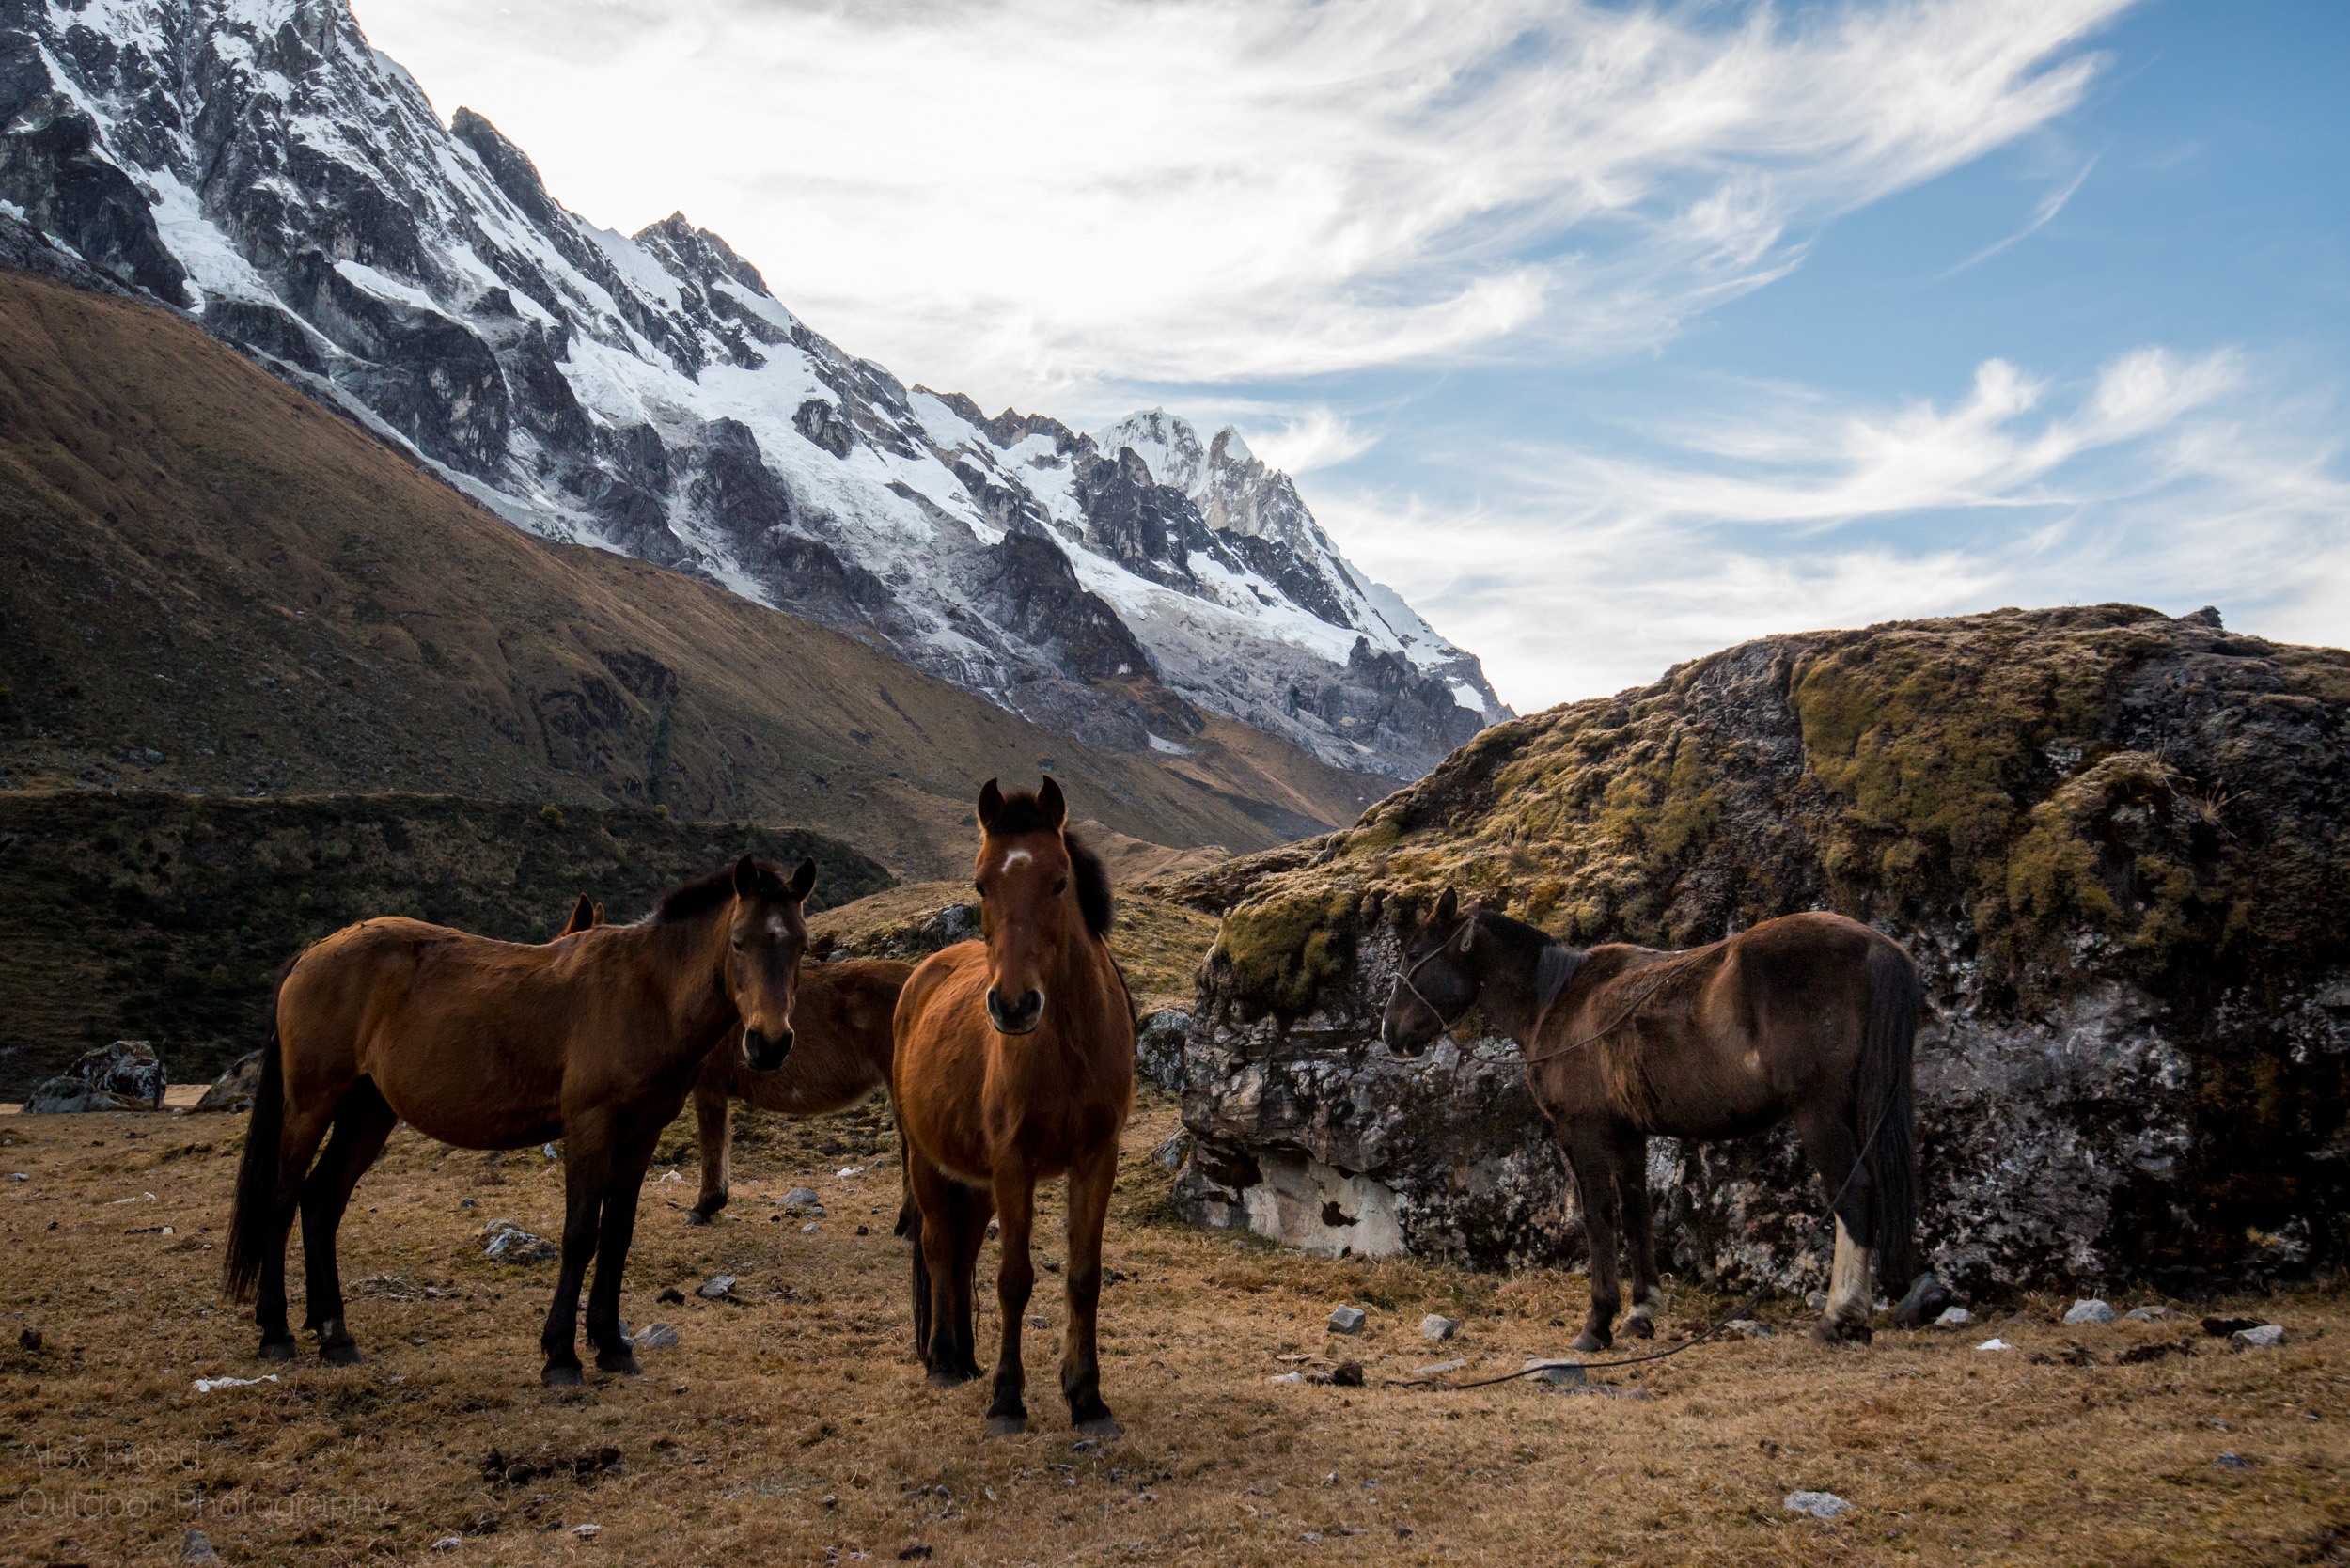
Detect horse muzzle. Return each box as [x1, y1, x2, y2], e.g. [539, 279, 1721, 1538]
[1379, 1016, 1433, 1058]
[742, 1025, 794, 1072]
[986, 986, 1044, 1036]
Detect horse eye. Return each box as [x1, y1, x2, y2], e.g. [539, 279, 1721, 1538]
[1054, 877, 1068, 895]
[730, 934, 745, 950]
[973, 882, 985, 898]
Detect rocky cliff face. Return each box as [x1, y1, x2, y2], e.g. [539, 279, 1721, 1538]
[0, 0, 1505, 779]
[1152, 606, 2350, 1298]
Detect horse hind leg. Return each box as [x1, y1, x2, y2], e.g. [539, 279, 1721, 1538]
[907, 1153, 972, 1387]
[297, 1080, 397, 1366]
[685, 1070, 730, 1225]
[1561, 1125, 1623, 1355]
[257, 1101, 337, 1359]
[948, 1182, 995, 1384]
[1796, 1107, 1875, 1345]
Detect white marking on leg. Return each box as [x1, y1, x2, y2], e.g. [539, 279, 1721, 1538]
[1828, 1217, 1873, 1325]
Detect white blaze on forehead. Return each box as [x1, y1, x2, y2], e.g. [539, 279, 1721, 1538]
[766, 914, 788, 937]
[998, 850, 1034, 870]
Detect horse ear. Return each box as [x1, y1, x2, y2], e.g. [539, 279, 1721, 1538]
[1038, 776, 1067, 829]
[1433, 886, 1459, 927]
[788, 857, 817, 902]
[1457, 919, 1477, 954]
[591, 902, 603, 926]
[730, 855, 760, 898]
[977, 777, 1004, 831]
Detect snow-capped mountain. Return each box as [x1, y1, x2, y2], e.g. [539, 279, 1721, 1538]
[0, 0, 1508, 778]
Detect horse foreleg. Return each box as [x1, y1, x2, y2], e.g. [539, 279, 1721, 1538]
[1562, 1124, 1622, 1354]
[587, 1147, 653, 1375]
[1059, 1141, 1119, 1436]
[949, 1183, 995, 1383]
[686, 1070, 730, 1225]
[1612, 1125, 1664, 1341]
[985, 1162, 1037, 1436]
[541, 1141, 611, 1387]
[297, 1081, 396, 1365]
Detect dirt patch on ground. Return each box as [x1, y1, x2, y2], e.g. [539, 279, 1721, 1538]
[0, 1099, 2342, 1566]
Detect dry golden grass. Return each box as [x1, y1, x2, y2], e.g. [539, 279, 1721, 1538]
[2, 1096, 2343, 1567]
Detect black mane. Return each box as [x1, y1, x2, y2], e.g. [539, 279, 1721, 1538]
[652, 867, 737, 924]
[984, 788, 1062, 837]
[1067, 831, 1114, 939]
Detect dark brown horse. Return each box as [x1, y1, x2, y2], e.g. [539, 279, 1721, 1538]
[685, 958, 914, 1223]
[225, 856, 817, 1385]
[893, 778, 1134, 1436]
[1383, 892, 1939, 1349]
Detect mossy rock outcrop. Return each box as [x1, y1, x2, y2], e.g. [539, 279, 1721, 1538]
[1165, 605, 2350, 1295]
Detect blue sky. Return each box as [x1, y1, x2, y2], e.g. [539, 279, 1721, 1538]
[358, 0, 2347, 711]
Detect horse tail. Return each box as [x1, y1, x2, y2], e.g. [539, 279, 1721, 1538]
[1858, 938, 1922, 1284]
[224, 967, 291, 1304]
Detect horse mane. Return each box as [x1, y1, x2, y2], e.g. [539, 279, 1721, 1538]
[1469, 905, 1583, 1014]
[984, 788, 1113, 939]
[652, 866, 739, 925]
[1067, 831, 1114, 939]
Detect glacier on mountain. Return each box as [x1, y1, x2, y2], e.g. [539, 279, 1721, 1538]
[0, 0, 1509, 779]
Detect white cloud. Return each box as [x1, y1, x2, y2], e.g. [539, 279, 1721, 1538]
[1324, 350, 2350, 710]
[350, 0, 2136, 407]
[1243, 408, 1378, 477]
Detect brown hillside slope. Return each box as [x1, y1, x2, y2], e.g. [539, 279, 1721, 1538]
[0, 270, 1389, 877]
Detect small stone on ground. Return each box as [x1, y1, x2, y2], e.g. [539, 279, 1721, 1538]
[1724, 1319, 1771, 1339]
[1419, 1314, 1460, 1341]
[697, 1275, 736, 1300]
[2064, 1299, 2118, 1325]
[181, 1529, 223, 1563]
[1523, 1358, 1587, 1387]
[1784, 1491, 1852, 1520]
[2230, 1325, 2285, 1350]
[2125, 1305, 2172, 1321]
[633, 1322, 680, 1350]
[1327, 1306, 1366, 1334]
[2212, 1451, 2253, 1468]
[1934, 1306, 1971, 1326]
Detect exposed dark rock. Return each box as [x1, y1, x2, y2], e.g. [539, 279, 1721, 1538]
[24, 1039, 165, 1112]
[1165, 605, 2350, 1295]
[194, 1049, 266, 1112]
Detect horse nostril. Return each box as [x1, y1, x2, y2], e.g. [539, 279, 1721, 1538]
[1020, 989, 1042, 1018]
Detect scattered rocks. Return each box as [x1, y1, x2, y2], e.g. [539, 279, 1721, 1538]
[1419, 1314, 1460, 1341]
[1327, 1306, 1366, 1334]
[1135, 1009, 1192, 1092]
[1805, 1291, 1828, 1310]
[2202, 1316, 2265, 1338]
[1414, 1358, 1467, 1376]
[431, 1539, 462, 1553]
[697, 1275, 737, 1300]
[2212, 1452, 2253, 1469]
[24, 1041, 167, 1113]
[780, 1188, 825, 1215]
[479, 1220, 556, 1264]
[632, 1323, 680, 1351]
[180, 1528, 223, 1563]
[2124, 1305, 2172, 1321]
[1933, 1307, 1971, 1327]
[193, 1051, 265, 1113]
[1306, 1361, 1364, 1388]
[572, 1523, 601, 1538]
[1722, 1319, 1772, 1340]
[2229, 1325, 2285, 1351]
[2118, 1338, 2193, 1364]
[1784, 1491, 1852, 1521]
[658, 1287, 686, 1305]
[2063, 1299, 2118, 1325]
[1152, 1131, 1190, 1173]
[1975, 1339, 2014, 1352]
[18, 1327, 40, 1351]
[1522, 1358, 1587, 1387]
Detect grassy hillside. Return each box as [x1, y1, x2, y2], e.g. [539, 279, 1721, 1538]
[0, 269, 1389, 883]
[0, 790, 889, 1096]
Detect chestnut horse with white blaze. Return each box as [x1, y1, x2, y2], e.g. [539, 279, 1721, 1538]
[225, 856, 817, 1385]
[1383, 892, 1947, 1350]
[893, 778, 1134, 1437]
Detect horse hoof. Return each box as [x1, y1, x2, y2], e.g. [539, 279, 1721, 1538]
[1568, 1332, 1608, 1355]
[597, 1352, 644, 1376]
[985, 1414, 1027, 1438]
[1811, 1319, 1872, 1346]
[1624, 1316, 1655, 1341]
[683, 1211, 710, 1227]
[320, 1341, 363, 1367]
[541, 1363, 585, 1388]
[926, 1368, 972, 1389]
[1073, 1415, 1121, 1440]
[257, 1337, 297, 1362]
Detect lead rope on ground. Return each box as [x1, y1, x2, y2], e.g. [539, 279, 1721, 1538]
[1379, 1096, 1895, 1392]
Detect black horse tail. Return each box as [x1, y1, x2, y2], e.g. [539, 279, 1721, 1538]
[891, 1098, 932, 1360]
[1857, 939, 1922, 1284]
[223, 969, 291, 1304]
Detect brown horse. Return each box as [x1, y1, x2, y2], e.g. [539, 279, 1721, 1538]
[892, 778, 1134, 1436]
[225, 856, 818, 1385]
[685, 959, 914, 1223]
[1382, 892, 1943, 1350]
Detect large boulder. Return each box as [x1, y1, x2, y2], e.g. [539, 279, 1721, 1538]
[1167, 606, 2350, 1297]
[24, 1041, 166, 1113]
[192, 1051, 267, 1113]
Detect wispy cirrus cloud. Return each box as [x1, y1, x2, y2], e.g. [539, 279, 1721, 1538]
[1324, 349, 2350, 709]
[352, 0, 2138, 405]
